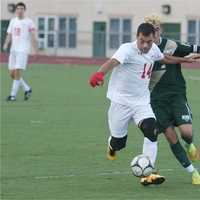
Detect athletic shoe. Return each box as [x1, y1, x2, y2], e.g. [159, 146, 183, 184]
[24, 89, 32, 101]
[192, 170, 200, 185]
[107, 145, 116, 161]
[187, 143, 200, 161]
[140, 173, 165, 186]
[6, 95, 16, 101]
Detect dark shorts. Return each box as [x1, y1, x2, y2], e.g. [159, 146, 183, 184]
[151, 94, 192, 133]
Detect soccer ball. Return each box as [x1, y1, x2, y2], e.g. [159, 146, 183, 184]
[130, 154, 154, 177]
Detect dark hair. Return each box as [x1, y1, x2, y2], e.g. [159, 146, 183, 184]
[15, 2, 26, 10]
[137, 23, 155, 37]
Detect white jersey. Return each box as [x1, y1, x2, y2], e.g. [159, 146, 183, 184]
[107, 41, 164, 106]
[7, 17, 36, 53]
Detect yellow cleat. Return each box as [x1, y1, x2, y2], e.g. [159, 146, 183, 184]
[192, 170, 200, 185]
[140, 173, 165, 186]
[187, 143, 200, 162]
[107, 146, 116, 160]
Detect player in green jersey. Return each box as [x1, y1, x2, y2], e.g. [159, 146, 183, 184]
[141, 14, 200, 186]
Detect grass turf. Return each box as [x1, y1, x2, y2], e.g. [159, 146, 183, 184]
[0, 64, 200, 200]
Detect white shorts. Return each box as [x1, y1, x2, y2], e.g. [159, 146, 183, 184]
[108, 102, 156, 138]
[8, 52, 29, 70]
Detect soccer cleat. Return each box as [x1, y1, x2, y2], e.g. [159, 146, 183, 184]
[107, 146, 116, 161]
[6, 95, 16, 101]
[192, 170, 200, 185]
[187, 143, 200, 162]
[24, 89, 32, 101]
[140, 173, 165, 186]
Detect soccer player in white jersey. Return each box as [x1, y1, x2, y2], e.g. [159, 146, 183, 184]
[3, 2, 38, 101]
[89, 23, 196, 184]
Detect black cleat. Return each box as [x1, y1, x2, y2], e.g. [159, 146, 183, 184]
[24, 89, 32, 101]
[6, 95, 16, 101]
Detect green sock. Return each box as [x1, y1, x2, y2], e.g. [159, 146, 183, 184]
[170, 141, 191, 168]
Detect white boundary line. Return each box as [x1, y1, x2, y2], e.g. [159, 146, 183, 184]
[30, 120, 45, 124]
[34, 168, 177, 180]
[187, 76, 200, 81]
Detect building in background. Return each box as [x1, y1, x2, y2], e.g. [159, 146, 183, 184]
[1, 0, 200, 57]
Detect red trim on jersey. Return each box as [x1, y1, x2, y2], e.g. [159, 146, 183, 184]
[29, 28, 35, 32]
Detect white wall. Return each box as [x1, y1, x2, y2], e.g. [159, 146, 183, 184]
[1, 0, 200, 57]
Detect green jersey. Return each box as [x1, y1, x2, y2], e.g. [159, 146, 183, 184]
[150, 38, 194, 100]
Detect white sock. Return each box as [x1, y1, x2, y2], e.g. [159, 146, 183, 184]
[20, 78, 30, 91]
[185, 164, 195, 173]
[142, 137, 158, 167]
[108, 136, 113, 149]
[10, 79, 21, 97]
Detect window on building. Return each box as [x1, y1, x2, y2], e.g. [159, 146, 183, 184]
[109, 18, 132, 49]
[47, 18, 56, 48]
[187, 19, 200, 44]
[122, 19, 132, 43]
[68, 18, 77, 48]
[37, 16, 77, 49]
[38, 17, 46, 49]
[48, 18, 55, 31]
[38, 18, 45, 31]
[58, 17, 67, 47]
[58, 17, 77, 48]
[109, 19, 120, 49]
[47, 34, 54, 47]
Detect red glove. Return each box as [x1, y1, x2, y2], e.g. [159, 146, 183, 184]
[89, 72, 104, 87]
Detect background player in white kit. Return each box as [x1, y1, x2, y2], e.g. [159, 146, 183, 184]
[3, 2, 38, 101]
[89, 23, 196, 183]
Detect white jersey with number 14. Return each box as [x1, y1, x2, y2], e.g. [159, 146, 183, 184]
[107, 41, 164, 106]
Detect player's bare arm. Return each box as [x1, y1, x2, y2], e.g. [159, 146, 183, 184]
[98, 58, 120, 74]
[89, 58, 120, 87]
[160, 54, 198, 64]
[31, 30, 38, 55]
[3, 33, 12, 51]
[185, 53, 200, 59]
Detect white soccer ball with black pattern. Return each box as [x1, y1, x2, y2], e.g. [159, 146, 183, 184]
[131, 154, 154, 177]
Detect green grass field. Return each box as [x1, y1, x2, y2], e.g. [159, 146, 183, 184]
[1, 64, 200, 200]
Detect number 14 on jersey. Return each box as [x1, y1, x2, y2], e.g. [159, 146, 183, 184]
[141, 63, 153, 79]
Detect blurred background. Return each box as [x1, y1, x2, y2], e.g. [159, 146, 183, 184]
[1, 1, 200, 200]
[1, 0, 200, 58]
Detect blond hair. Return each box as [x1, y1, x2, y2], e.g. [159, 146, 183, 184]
[144, 14, 161, 27]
